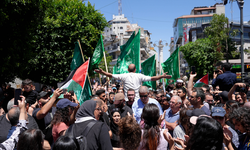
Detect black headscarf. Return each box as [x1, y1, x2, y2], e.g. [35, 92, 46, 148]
[110, 108, 120, 134]
[75, 100, 96, 119]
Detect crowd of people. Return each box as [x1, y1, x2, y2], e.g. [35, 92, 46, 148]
[0, 62, 249, 150]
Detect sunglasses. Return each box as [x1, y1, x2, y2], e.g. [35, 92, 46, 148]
[95, 107, 102, 111]
[140, 95, 148, 98]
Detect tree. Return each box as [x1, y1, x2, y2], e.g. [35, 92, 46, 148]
[204, 14, 238, 62]
[20, 0, 109, 86]
[180, 14, 239, 78]
[0, 0, 48, 85]
[180, 38, 221, 77]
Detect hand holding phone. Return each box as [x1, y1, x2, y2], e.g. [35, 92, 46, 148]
[14, 89, 22, 105]
[191, 66, 196, 74]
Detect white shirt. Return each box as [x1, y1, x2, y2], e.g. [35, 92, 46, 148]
[112, 73, 151, 101]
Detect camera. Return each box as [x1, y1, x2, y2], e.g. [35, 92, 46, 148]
[236, 87, 247, 93]
[214, 70, 220, 74]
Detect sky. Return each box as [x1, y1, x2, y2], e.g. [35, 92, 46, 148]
[87, 0, 250, 62]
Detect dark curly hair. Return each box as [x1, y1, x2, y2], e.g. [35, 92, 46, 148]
[141, 104, 160, 150]
[118, 116, 141, 150]
[229, 107, 250, 135]
[51, 106, 72, 126]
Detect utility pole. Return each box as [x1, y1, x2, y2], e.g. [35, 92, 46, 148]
[224, 0, 244, 82]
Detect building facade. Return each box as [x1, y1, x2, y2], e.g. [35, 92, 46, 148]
[103, 14, 155, 69]
[170, 3, 225, 76]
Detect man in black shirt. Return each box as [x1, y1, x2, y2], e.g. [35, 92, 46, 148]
[32, 89, 62, 130]
[22, 79, 38, 105]
[125, 88, 135, 109]
[114, 93, 133, 118]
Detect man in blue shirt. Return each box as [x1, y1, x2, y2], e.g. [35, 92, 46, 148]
[132, 86, 163, 123]
[164, 95, 182, 135]
[212, 63, 237, 92]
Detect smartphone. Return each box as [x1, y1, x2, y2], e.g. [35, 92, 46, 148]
[62, 89, 68, 94]
[191, 66, 196, 74]
[14, 89, 22, 105]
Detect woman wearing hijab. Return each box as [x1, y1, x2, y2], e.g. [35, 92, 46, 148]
[65, 100, 112, 150]
[110, 108, 121, 147]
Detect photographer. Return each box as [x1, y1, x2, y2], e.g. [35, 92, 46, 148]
[212, 63, 237, 92]
[228, 83, 248, 105]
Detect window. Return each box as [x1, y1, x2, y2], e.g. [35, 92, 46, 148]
[195, 17, 202, 24]
[114, 27, 115, 29]
[120, 27, 123, 29]
[187, 18, 193, 24]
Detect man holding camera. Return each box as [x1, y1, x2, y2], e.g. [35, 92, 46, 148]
[212, 63, 237, 92]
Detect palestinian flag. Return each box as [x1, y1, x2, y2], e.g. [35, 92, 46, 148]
[194, 74, 209, 87]
[59, 59, 92, 105]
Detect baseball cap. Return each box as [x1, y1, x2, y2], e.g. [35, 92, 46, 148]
[190, 115, 211, 125]
[114, 93, 125, 104]
[186, 108, 206, 117]
[37, 91, 49, 100]
[56, 98, 78, 109]
[112, 87, 117, 90]
[211, 107, 226, 117]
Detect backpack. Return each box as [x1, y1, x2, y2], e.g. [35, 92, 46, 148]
[65, 121, 96, 150]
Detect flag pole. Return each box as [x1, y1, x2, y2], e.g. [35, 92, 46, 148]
[103, 50, 110, 89]
[77, 39, 93, 92]
[161, 66, 166, 94]
[178, 47, 180, 77]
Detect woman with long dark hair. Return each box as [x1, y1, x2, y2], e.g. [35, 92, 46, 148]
[187, 116, 224, 150]
[51, 98, 78, 142]
[110, 108, 121, 147]
[139, 103, 170, 150]
[17, 129, 44, 150]
[173, 108, 193, 148]
[53, 135, 79, 150]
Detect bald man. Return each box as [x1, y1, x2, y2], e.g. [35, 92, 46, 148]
[95, 64, 172, 101]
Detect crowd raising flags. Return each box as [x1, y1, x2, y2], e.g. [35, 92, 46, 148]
[57, 31, 183, 105]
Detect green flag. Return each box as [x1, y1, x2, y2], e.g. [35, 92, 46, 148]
[161, 47, 180, 85]
[89, 34, 104, 73]
[113, 29, 141, 74]
[141, 55, 156, 90]
[70, 41, 84, 71]
[120, 31, 135, 52]
[113, 31, 136, 74]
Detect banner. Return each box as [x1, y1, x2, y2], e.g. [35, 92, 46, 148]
[113, 29, 140, 74]
[141, 55, 156, 90]
[89, 34, 104, 74]
[161, 47, 180, 85]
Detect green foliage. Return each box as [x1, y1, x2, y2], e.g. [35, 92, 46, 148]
[204, 14, 230, 51]
[180, 14, 239, 78]
[180, 38, 223, 77]
[0, 0, 48, 85]
[21, 0, 108, 86]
